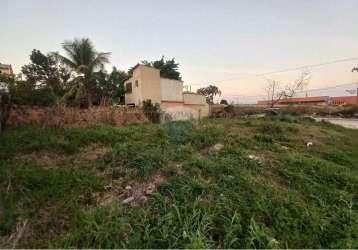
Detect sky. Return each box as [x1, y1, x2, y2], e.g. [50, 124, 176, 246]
[1, 0, 358, 103]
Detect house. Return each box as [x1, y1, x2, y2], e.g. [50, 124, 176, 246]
[124, 64, 209, 120]
[257, 95, 358, 106]
[0, 63, 14, 76]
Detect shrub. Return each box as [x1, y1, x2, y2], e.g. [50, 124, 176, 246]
[10, 82, 57, 106]
[163, 120, 195, 145]
[143, 99, 161, 123]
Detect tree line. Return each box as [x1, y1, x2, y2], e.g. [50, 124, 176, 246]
[1, 38, 183, 108]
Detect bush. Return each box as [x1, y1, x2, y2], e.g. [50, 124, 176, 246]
[143, 99, 161, 123]
[10, 81, 57, 106]
[163, 120, 195, 145]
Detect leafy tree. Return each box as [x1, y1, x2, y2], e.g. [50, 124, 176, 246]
[220, 99, 228, 105]
[54, 38, 111, 108]
[87, 67, 128, 105]
[21, 49, 70, 96]
[0, 73, 15, 87]
[105, 67, 128, 104]
[196, 85, 222, 104]
[141, 56, 181, 80]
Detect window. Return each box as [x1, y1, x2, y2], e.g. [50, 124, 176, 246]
[126, 82, 132, 93]
[135, 80, 139, 87]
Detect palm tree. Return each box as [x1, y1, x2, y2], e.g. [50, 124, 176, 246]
[54, 38, 111, 107]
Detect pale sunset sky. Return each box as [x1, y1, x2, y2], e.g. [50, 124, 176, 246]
[1, 0, 358, 103]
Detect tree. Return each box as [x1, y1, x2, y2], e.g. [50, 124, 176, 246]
[106, 67, 128, 104]
[21, 49, 70, 96]
[54, 38, 111, 108]
[220, 99, 228, 105]
[0, 73, 13, 132]
[90, 67, 128, 105]
[140, 56, 181, 80]
[196, 85, 222, 104]
[265, 71, 311, 108]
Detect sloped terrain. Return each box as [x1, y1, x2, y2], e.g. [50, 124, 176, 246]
[1, 116, 358, 248]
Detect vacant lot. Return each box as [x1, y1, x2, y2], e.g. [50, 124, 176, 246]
[1, 116, 358, 248]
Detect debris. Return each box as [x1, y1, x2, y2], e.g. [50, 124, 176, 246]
[139, 196, 148, 203]
[122, 196, 134, 204]
[247, 154, 264, 164]
[6, 219, 28, 249]
[145, 184, 156, 195]
[176, 164, 186, 176]
[306, 142, 313, 147]
[248, 154, 260, 161]
[125, 185, 132, 190]
[213, 143, 224, 151]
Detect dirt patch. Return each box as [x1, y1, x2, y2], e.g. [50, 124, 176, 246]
[316, 117, 358, 129]
[78, 144, 111, 161]
[15, 144, 111, 168]
[200, 143, 224, 156]
[97, 164, 186, 207]
[124, 173, 167, 205]
[15, 152, 66, 169]
[254, 171, 289, 190]
[247, 154, 264, 164]
[96, 172, 167, 207]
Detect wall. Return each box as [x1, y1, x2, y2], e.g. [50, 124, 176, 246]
[161, 101, 209, 121]
[8, 105, 147, 128]
[0, 64, 13, 75]
[125, 65, 162, 106]
[160, 78, 183, 102]
[330, 96, 357, 105]
[183, 92, 207, 105]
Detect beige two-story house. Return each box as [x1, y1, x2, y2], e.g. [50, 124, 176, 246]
[0, 63, 14, 76]
[124, 64, 209, 120]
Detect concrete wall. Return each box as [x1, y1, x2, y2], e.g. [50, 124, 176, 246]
[139, 65, 161, 104]
[183, 92, 207, 105]
[160, 78, 183, 102]
[125, 65, 161, 106]
[161, 101, 209, 121]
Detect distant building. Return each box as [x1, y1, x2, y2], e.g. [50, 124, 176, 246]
[124, 64, 209, 120]
[0, 63, 14, 76]
[257, 95, 357, 106]
[257, 96, 329, 106]
[330, 96, 357, 105]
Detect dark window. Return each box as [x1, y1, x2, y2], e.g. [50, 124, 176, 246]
[126, 82, 132, 93]
[135, 80, 139, 87]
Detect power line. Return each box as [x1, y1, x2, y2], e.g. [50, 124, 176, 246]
[221, 82, 358, 99]
[190, 57, 358, 86]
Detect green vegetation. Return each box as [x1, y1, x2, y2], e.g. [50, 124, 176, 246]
[142, 99, 161, 123]
[140, 56, 182, 80]
[1, 38, 129, 107]
[1, 116, 358, 248]
[196, 85, 222, 104]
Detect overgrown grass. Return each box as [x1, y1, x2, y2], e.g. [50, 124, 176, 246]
[1, 116, 358, 248]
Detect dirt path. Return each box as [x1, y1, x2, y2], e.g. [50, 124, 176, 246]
[315, 117, 358, 129]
